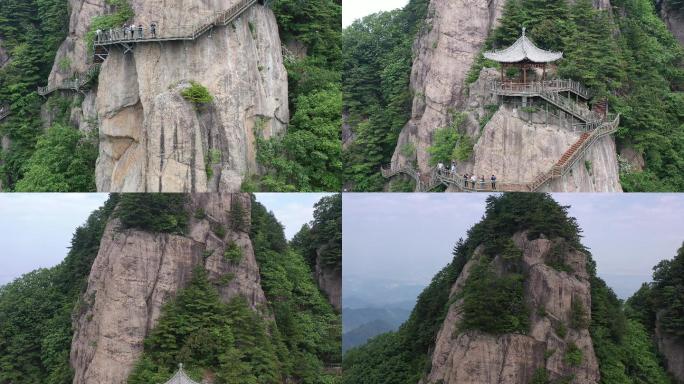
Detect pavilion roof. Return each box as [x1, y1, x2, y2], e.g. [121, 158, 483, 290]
[162, 364, 201, 384]
[483, 28, 563, 63]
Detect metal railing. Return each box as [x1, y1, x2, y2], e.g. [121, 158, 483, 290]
[491, 80, 599, 124]
[381, 114, 620, 192]
[38, 64, 100, 96]
[94, 0, 259, 46]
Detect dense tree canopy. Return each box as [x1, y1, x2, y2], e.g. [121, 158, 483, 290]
[291, 193, 342, 272]
[343, 193, 672, 384]
[251, 0, 343, 192]
[0, 195, 119, 384]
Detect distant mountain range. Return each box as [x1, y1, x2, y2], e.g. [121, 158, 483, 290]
[342, 306, 412, 352]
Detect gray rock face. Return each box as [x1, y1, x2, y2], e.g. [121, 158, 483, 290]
[48, 0, 289, 192]
[0, 37, 9, 68]
[660, 0, 684, 45]
[423, 233, 599, 384]
[656, 316, 684, 383]
[315, 251, 341, 311]
[391, 0, 505, 171]
[69, 193, 267, 384]
[391, 0, 622, 192]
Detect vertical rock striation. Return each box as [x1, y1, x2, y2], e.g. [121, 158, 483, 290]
[423, 232, 599, 384]
[655, 317, 684, 383]
[47, 0, 289, 192]
[69, 193, 267, 384]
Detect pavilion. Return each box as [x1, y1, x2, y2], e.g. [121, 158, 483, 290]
[160, 364, 202, 384]
[484, 27, 563, 83]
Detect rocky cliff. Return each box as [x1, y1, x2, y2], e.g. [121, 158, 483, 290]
[69, 193, 267, 384]
[390, 0, 621, 192]
[423, 232, 599, 384]
[656, 317, 684, 383]
[391, 0, 504, 172]
[315, 250, 341, 311]
[658, 0, 684, 45]
[48, 0, 288, 192]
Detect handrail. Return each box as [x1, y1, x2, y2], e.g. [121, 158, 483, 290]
[381, 114, 620, 192]
[94, 0, 258, 46]
[491, 80, 599, 123]
[38, 63, 100, 96]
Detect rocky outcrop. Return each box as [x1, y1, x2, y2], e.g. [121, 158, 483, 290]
[315, 251, 341, 311]
[391, 0, 505, 172]
[658, 0, 684, 45]
[69, 193, 267, 384]
[423, 232, 599, 384]
[0, 37, 9, 68]
[48, 0, 289, 192]
[656, 316, 684, 383]
[391, 0, 622, 192]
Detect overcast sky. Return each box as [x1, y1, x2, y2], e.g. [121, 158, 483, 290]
[343, 0, 409, 27]
[0, 193, 330, 286]
[343, 193, 684, 302]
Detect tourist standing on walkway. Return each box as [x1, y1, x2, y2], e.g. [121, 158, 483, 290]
[470, 174, 477, 189]
[96, 29, 102, 42]
[437, 162, 444, 173]
[450, 163, 456, 176]
[151, 23, 157, 38]
[491, 174, 497, 189]
[463, 174, 468, 188]
[138, 24, 144, 39]
[479, 175, 485, 189]
[130, 24, 135, 39]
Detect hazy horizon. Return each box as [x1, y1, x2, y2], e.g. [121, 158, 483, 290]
[343, 193, 684, 310]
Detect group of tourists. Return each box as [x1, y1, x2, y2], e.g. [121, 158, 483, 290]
[95, 22, 157, 43]
[436, 161, 497, 190]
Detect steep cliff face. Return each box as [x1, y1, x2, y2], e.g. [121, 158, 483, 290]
[658, 0, 684, 45]
[315, 251, 341, 311]
[49, 0, 288, 192]
[69, 193, 266, 384]
[391, 0, 505, 171]
[424, 232, 599, 384]
[390, 0, 621, 192]
[655, 317, 684, 383]
[0, 37, 8, 68]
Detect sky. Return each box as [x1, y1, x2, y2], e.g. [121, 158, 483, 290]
[343, 193, 684, 306]
[343, 0, 409, 27]
[0, 193, 330, 286]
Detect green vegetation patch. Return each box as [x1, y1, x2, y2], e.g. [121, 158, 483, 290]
[127, 268, 282, 384]
[223, 242, 243, 265]
[181, 81, 214, 107]
[427, 112, 471, 165]
[85, 0, 134, 53]
[114, 194, 189, 234]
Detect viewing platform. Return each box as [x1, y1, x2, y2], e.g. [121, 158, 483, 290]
[381, 114, 620, 192]
[93, 0, 263, 63]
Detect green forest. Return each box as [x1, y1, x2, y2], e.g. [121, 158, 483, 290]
[342, 193, 675, 384]
[0, 193, 341, 384]
[343, 0, 684, 192]
[0, 0, 341, 192]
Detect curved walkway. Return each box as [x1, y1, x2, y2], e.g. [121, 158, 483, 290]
[382, 114, 620, 192]
[38, 0, 262, 96]
[93, 0, 261, 62]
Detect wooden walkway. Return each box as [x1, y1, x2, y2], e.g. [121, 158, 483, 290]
[382, 114, 620, 192]
[93, 0, 262, 62]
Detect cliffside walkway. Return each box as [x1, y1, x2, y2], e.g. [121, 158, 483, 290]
[0, 104, 10, 121]
[37, 63, 100, 96]
[491, 80, 598, 124]
[381, 113, 620, 192]
[93, 0, 264, 63]
[37, 0, 263, 96]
